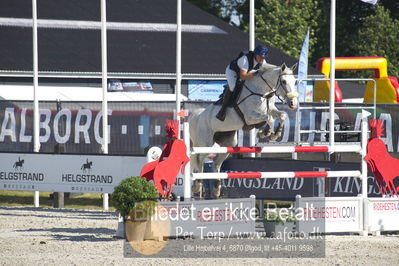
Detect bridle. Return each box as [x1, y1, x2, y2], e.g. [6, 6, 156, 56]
[238, 69, 297, 107]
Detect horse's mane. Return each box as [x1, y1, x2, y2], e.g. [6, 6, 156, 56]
[259, 63, 278, 73]
[259, 63, 294, 75]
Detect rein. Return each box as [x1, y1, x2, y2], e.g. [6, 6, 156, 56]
[237, 70, 294, 107]
[232, 67, 296, 129]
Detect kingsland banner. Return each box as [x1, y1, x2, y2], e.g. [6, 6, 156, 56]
[1, 101, 399, 154]
[220, 158, 380, 201]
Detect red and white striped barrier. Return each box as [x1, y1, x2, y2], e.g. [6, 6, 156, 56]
[192, 170, 361, 180]
[192, 144, 362, 154]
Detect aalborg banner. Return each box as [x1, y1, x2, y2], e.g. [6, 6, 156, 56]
[0, 152, 146, 193]
[1, 101, 399, 155]
[0, 101, 398, 197]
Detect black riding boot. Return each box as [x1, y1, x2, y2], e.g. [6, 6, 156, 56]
[216, 89, 232, 121]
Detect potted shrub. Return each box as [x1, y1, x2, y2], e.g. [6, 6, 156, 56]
[111, 176, 159, 242]
[263, 211, 296, 237]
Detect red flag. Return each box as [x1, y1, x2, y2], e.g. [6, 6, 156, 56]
[177, 110, 188, 118]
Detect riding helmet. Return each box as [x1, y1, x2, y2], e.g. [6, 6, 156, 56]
[254, 45, 269, 58]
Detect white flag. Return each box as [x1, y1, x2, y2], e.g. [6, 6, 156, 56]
[359, 0, 378, 4]
[298, 28, 309, 103]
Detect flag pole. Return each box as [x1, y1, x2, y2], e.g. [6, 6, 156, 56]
[329, 0, 336, 149]
[100, 0, 109, 210]
[32, 0, 40, 207]
[176, 0, 182, 138]
[249, 0, 257, 156]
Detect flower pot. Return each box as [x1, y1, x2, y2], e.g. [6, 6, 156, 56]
[144, 220, 162, 241]
[144, 209, 171, 241]
[263, 221, 295, 237]
[125, 220, 148, 242]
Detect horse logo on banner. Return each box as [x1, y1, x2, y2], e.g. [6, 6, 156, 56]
[13, 157, 24, 170]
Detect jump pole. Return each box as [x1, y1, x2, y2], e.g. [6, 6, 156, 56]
[193, 170, 361, 180]
[192, 145, 362, 154]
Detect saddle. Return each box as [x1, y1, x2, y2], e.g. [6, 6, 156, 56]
[214, 82, 243, 106]
[215, 81, 265, 130]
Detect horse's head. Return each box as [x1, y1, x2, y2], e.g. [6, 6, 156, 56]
[275, 63, 298, 109]
[258, 63, 299, 110]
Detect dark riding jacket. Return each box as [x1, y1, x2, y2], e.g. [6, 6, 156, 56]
[229, 51, 261, 75]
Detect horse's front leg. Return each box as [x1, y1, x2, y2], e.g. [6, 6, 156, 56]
[257, 116, 275, 139]
[269, 109, 287, 141]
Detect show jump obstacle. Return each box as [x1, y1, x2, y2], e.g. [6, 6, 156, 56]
[182, 110, 371, 202]
[180, 107, 399, 235]
[181, 110, 399, 235]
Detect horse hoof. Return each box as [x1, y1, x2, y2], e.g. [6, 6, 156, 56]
[257, 130, 273, 139]
[270, 134, 280, 141]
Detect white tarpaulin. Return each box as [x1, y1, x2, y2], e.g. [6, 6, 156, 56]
[0, 85, 186, 102]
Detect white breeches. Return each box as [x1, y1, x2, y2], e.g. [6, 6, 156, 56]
[225, 66, 238, 92]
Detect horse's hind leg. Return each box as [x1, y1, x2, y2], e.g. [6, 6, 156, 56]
[213, 131, 237, 172]
[190, 127, 215, 199]
[190, 153, 202, 173]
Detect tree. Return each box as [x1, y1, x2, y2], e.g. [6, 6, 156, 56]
[186, 0, 245, 26]
[235, 0, 263, 29]
[352, 5, 399, 77]
[253, 0, 320, 60]
[379, 0, 399, 20]
[311, 0, 378, 67]
[188, 0, 399, 78]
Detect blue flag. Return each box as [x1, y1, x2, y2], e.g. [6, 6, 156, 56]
[298, 28, 309, 103]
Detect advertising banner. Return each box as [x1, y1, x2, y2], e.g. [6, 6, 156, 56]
[0, 152, 146, 193]
[108, 80, 153, 92]
[220, 158, 380, 200]
[365, 198, 399, 232]
[296, 197, 363, 234]
[1, 101, 398, 198]
[0, 101, 174, 154]
[1, 101, 399, 155]
[188, 81, 226, 101]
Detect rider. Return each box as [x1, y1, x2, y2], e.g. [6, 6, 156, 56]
[216, 44, 269, 121]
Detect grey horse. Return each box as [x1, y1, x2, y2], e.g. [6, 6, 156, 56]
[188, 63, 298, 174]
